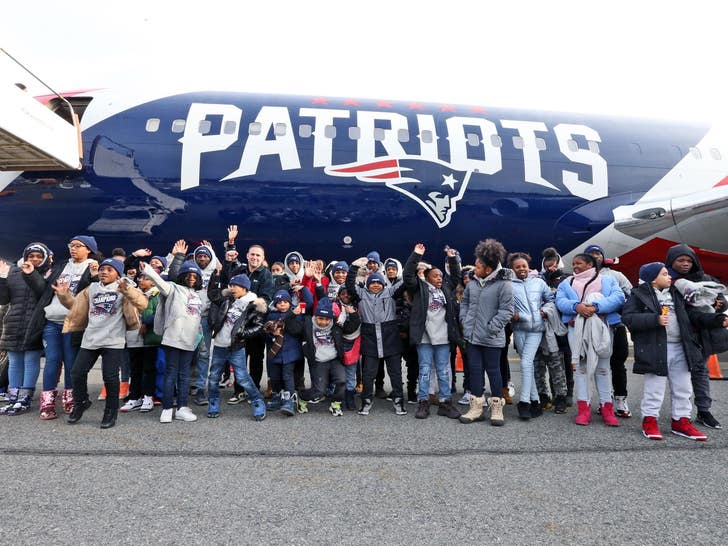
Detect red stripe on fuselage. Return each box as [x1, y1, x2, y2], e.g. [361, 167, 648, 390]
[331, 159, 398, 173]
[715, 176, 728, 187]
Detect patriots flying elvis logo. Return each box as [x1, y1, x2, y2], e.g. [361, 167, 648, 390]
[325, 156, 472, 228]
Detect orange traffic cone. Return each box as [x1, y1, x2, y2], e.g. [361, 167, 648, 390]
[455, 348, 464, 373]
[707, 354, 727, 380]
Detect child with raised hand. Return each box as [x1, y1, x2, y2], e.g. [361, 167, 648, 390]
[58, 258, 148, 429]
[622, 262, 728, 441]
[139, 259, 203, 424]
[206, 268, 268, 420]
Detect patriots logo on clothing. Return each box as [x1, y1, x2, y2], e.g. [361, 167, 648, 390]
[428, 286, 446, 312]
[314, 328, 335, 348]
[186, 291, 203, 318]
[225, 305, 244, 327]
[90, 291, 120, 317]
[325, 156, 472, 228]
[59, 272, 83, 295]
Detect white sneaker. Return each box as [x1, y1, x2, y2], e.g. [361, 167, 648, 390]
[160, 408, 174, 423]
[175, 406, 197, 422]
[614, 395, 632, 418]
[140, 396, 154, 413]
[458, 391, 471, 406]
[120, 398, 142, 413]
[507, 381, 516, 399]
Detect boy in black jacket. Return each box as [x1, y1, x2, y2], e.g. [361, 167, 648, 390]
[622, 262, 728, 441]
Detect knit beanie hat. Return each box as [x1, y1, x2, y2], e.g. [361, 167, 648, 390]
[229, 274, 251, 290]
[99, 258, 124, 278]
[273, 289, 292, 304]
[384, 259, 398, 269]
[315, 297, 335, 318]
[639, 262, 665, 284]
[151, 255, 168, 270]
[332, 261, 349, 273]
[70, 235, 98, 254]
[584, 244, 606, 259]
[366, 272, 386, 287]
[367, 251, 381, 263]
[286, 254, 301, 265]
[23, 242, 50, 266]
[194, 246, 212, 260]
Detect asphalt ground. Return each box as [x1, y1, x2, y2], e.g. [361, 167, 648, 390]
[2, 354, 728, 545]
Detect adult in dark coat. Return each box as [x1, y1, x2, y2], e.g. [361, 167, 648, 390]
[665, 243, 726, 428]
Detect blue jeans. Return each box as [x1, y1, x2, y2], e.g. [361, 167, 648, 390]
[344, 364, 357, 391]
[8, 350, 42, 390]
[42, 321, 78, 390]
[416, 343, 451, 401]
[162, 346, 194, 410]
[267, 360, 295, 394]
[513, 330, 541, 403]
[208, 346, 261, 403]
[466, 343, 502, 398]
[194, 320, 212, 391]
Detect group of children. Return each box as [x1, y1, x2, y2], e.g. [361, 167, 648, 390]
[0, 227, 726, 443]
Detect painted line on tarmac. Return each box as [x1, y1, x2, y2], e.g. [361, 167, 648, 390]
[2, 444, 723, 459]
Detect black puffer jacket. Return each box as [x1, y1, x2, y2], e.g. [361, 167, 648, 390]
[0, 266, 45, 351]
[622, 282, 723, 376]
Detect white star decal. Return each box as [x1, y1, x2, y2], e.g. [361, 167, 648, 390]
[441, 173, 458, 190]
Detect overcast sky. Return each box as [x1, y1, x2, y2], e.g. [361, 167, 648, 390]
[1, 1, 724, 121]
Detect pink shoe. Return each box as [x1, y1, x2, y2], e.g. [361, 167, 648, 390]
[61, 388, 74, 414]
[575, 400, 591, 425]
[600, 402, 620, 427]
[39, 390, 58, 420]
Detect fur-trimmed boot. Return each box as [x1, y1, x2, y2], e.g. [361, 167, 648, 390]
[40, 389, 58, 420]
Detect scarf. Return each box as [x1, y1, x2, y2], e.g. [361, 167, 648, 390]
[570, 268, 602, 302]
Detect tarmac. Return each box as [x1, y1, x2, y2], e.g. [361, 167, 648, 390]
[2, 355, 728, 545]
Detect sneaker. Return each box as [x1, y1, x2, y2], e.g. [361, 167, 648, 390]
[307, 394, 325, 405]
[457, 391, 471, 406]
[407, 392, 418, 405]
[0, 390, 8, 403]
[175, 406, 197, 422]
[614, 395, 632, 418]
[293, 393, 308, 414]
[227, 392, 247, 405]
[329, 401, 343, 417]
[120, 398, 143, 413]
[696, 411, 722, 429]
[152, 396, 162, 406]
[160, 408, 174, 423]
[393, 398, 407, 416]
[358, 398, 373, 416]
[672, 417, 707, 441]
[251, 398, 266, 421]
[642, 416, 663, 440]
[193, 391, 208, 406]
[140, 396, 154, 413]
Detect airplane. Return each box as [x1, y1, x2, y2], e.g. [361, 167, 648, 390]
[1, 87, 727, 283]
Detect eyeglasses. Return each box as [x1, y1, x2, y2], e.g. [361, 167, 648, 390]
[67, 243, 87, 249]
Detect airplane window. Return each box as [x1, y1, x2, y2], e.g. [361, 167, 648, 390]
[299, 124, 312, 138]
[349, 127, 361, 140]
[421, 130, 433, 144]
[274, 123, 287, 136]
[710, 148, 722, 160]
[249, 122, 262, 135]
[535, 137, 547, 151]
[324, 125, 336, 139]
[689, 147, 702, 159]
[373, 128, 385, 141]
[467, 133, 480, 147]
[224, 121, 237, 135]
[567, 139, 579, 152]
[398, 129, 410, 143]
[198, 120, 212, 135]
[145, 118, 160, 132]
[512, 136, 524, 150]
[490, 135, 502, 148]
[587, 140, 600, 154]
[171, 120, 186, 133]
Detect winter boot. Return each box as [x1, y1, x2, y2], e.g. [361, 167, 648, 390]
[517, 401, 531, 421]
[437, 399, 461, 419]
[600, 402, 620, 427]
[40, 389, 58, 420]
[344, 389, 356, 411]
[415, 399, 430, 419]
[501, 387, 513, 405]
[575, 400, 591, 426]
[67, 398, 92, 424]
[61, 388, 74, 414]
[266, 391, 282, 411]
[280, 391, 295, 416]
[251, 397, 266, 421]
[553, 395, 567, 414]
[539, 392, 553, 410]
[459, 395, 486, 424]
[488, 397, 505, 426]
[100, 408, 117, 429]
[7, 388, 34, 415]
[0, 387, 19, 415]
[530, 400, 543, 418]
